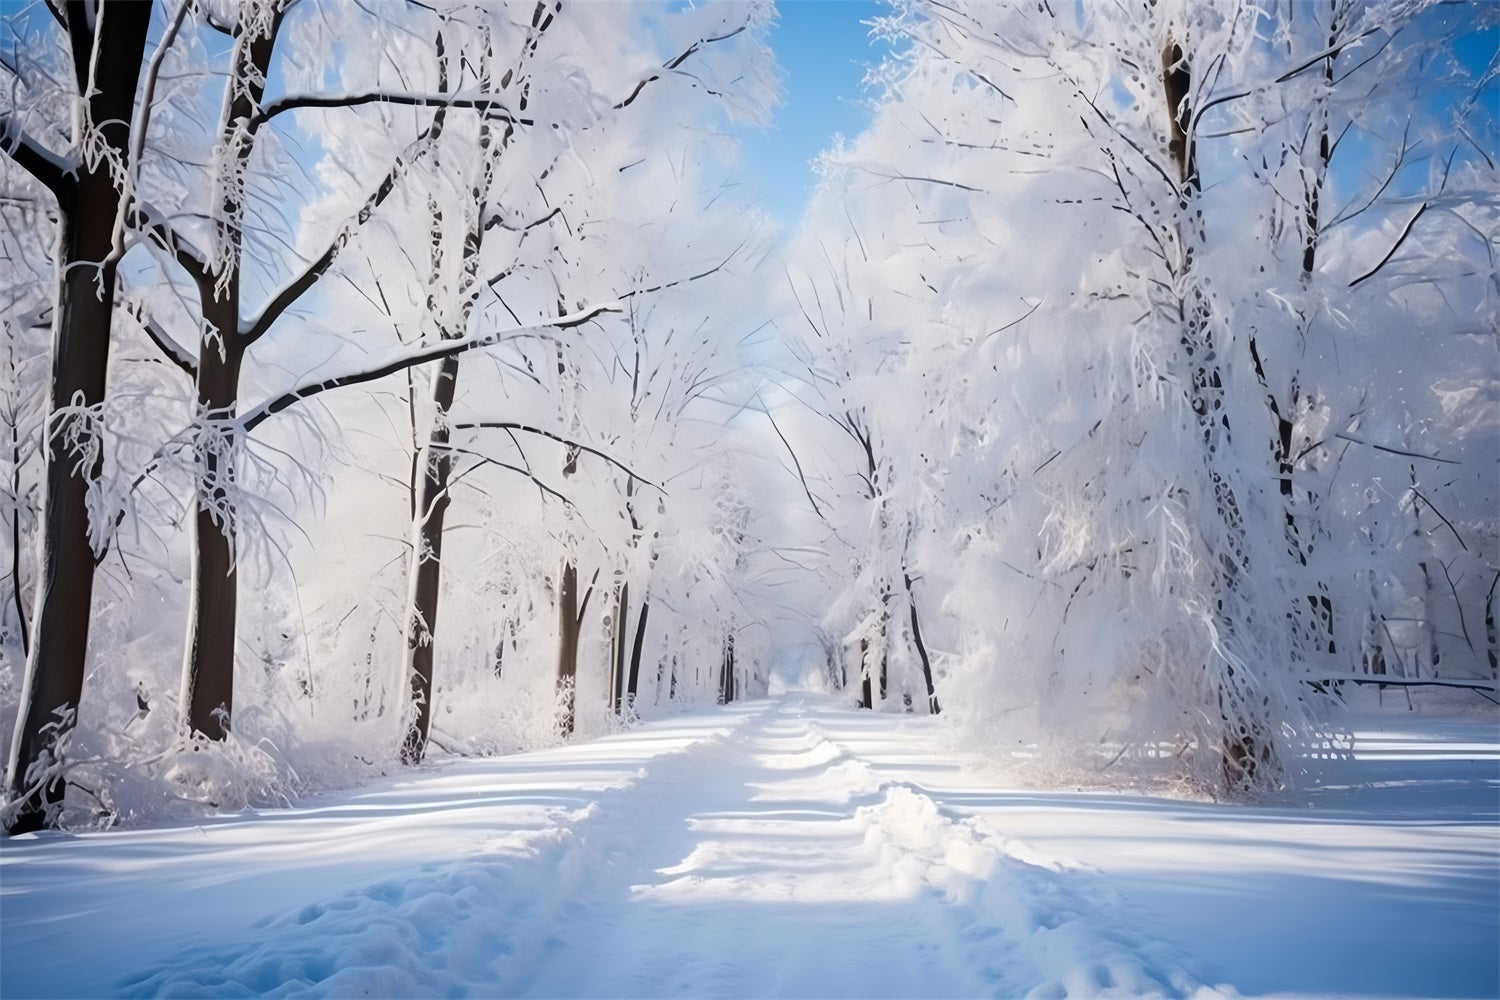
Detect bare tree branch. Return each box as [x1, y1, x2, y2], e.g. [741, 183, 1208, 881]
[448, 421, 661, 491]
[1410, 486, 1469, 552]
[1349, 202, 1429, 287]
[759, 395, 825, 520]
[1333, 430, 1458, 464]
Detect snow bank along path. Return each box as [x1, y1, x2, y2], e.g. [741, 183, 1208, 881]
[2, 697, 1496, 997]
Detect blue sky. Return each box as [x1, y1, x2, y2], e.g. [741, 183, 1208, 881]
[736, 0, 894, 226]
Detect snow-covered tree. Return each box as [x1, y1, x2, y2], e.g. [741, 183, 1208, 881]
[771, 0, 1495, 793]
[1, 0, 153, 833]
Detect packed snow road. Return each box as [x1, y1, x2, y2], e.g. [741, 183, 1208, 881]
[2, 697, 1496, 998]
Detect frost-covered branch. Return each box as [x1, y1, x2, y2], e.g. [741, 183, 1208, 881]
[252, 91, 526, 130]
[128, 0, 193, 179]
[1348, 203, 1429, 288]
[0, 115, 72, 198]
[122, 299, 196, 378]
[242, 114, 446, 344]
[446, 421, 659, 490]
[129, 202, 212, 286]
[759, 398, 825, 521]
[240, 303, 620, 432]
[449, 451, 574, 509]
[1332, 430, 1458, 464]
[484, 205, 563, 233]
[612, 25, 748, 110]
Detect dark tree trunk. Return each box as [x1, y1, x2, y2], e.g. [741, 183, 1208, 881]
[4, 0, 152, 834]
[7, 332, 28, 656]
[1295, 13, 1340, 659]
[609, 581, 628, 714]
[177, 5, 283, 742]
[1485, 571, 1497, 677]
[718, 632, 735, 705]
[905, 573, 939, 715]
[400, 354, 459, 764]
[625, 597, 649, 710]
[398, 37, 464, 762]
[556, 560, 579, 735]
[180, 301, 246, 741]
[858, 637, 873, 710]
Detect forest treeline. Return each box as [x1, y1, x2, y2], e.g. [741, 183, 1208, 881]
[1, 0, 1495, 833]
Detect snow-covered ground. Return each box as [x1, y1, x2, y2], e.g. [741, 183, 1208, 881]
[2, 696, 1496, 998]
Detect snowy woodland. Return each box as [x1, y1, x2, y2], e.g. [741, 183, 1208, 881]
[0, 0, 1497, 995]
[0, 0, 1494, 836]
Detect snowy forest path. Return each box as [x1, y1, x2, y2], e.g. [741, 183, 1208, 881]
[7, 698, 1492, 997]
[505, 697, 1003, 997]
[3, 696, 1200, 998]
[499, 697, 1198, 998]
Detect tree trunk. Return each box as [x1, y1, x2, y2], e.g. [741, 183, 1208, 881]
[400, 354, 459, 764]
[858, 637, 873, 710]
[718, 631, 735, 705]
[176, 4, 283, 742]
[609, 581, 628, 714]
[905, 573, 939, 715]
[180, 303, 246, 741]
[1484, 570, 1497, 677]
[1163, 36, 1270, 790]
[1245, 7, 1340, 667]
[556, 559, 579, 735]
[625, 597, 649, 710]
[4, 0, 152, 834]
[1296, 11, 1341, 660]
[1418, 561, 1439, 678]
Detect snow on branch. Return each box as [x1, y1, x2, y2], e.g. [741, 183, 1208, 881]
[613, 25, 748, 110]
[251, 91, 527, 131]
[121, 298, 197, 378]
[853, 166, 985, 193]
[241, 115, 446, 344]
[484, 205, 564, 234]
[1348, 203, 1429, 288]
[128, 0, 194, 178]
[759, 398, 825, 521]
[0, 114, 74, 198]
[1309, 674, 1499, 694]
[129, 201, 212, 285]
[448, 451, 575, 509]
[239, 302, 620, 433]
[1272, 23, 1387, 85]
[446, 422, 660, 492]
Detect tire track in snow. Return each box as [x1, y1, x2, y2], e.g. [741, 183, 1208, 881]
[111, 698, 1218, 998]
[111, 703, 771, 998]
[508, 698, 1010, 998]
[800, 705, 1221, 998]
[510, 698, 1213, 998]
